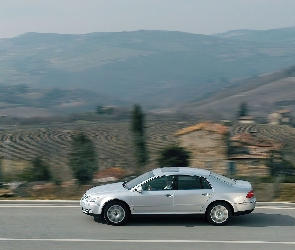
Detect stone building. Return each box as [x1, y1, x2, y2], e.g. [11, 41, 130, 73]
[268, 110, 293, 126]
[175, 122, 229, 175]
[238, 116, 255, 124]
[175, 122, 284, 176]
[228, 133, 283, 176]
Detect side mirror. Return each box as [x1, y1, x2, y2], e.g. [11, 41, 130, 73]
[135, 186, 143, 193]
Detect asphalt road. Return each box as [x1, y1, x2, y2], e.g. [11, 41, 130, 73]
[0, 201, 295, 250]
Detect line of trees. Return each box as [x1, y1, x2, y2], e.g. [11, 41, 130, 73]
[65, 104, 190, 183]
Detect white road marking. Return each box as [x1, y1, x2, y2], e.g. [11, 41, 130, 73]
[0, 238, 295, 245]
[0, 205, 79, 208]
[256, 206, 295, 210]
[0, 204, 295, 209]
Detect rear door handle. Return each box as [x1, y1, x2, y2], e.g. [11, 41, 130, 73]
[202, 193, 209, 196]
[165, 194, 173, 197]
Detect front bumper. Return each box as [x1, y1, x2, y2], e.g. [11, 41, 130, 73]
[82, 207, 93, 215]
[80, 200, 100, 215]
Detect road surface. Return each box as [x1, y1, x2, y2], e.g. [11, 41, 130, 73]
[0, 200, 295, 250]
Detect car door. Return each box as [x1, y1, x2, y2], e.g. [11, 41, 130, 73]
[132, 175, 175, 214]
[173, 175, 213, 213]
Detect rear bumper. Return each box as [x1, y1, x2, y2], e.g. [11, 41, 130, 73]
[234, 199, 256, 216]
[234, 208, 254, 216]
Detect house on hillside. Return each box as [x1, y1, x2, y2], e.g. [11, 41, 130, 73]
[268, 110, 293, 126]
[238, 116, 255, 124]
[228, 132, 283, 176]
[175, 122, 284, 176]
[175, 122, 229, 175]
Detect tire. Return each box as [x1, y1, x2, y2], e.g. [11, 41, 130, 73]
[103, 201, 130, 226]
[206, 202, 232, 226]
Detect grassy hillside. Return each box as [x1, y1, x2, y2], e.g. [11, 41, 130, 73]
[1, 29, 295, 116]
[1, 116, 295, 182]
[179, 67, 295, 120]
[0, 119, 196, 181]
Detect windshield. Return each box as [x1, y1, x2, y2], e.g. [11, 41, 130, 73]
[124, 171, 155, 189]
[210, 172, 236, 185]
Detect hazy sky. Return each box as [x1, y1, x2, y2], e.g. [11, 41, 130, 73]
[1, 0, 295, 38]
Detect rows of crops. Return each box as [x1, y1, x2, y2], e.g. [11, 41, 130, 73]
[1, 121, 294, 180]
[230, 124, 295, 146]
[0, 120, 195, 177]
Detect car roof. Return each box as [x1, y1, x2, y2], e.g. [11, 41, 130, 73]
[152, 167, 211, 177]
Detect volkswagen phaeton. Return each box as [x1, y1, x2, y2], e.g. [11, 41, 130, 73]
[80, 167, 256, 226]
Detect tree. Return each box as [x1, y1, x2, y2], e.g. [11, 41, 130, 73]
[238, 102, 248, 117]
[158, 145, 190, 167]
[31, 156, 51, 181]
[69, 132, 98, 184]
[131, 104, 148, 168]
[0, 158, 3, 182]
[18, 156, 51, 182]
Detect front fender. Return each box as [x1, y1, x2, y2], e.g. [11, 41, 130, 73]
[99, 195, 132, 214]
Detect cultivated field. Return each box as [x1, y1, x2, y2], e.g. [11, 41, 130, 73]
[0, 119, 196, 180]
[230, 123, 295, 145]
[1, 119, 295, 182]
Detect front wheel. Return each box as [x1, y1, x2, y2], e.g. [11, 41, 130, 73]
[103, 201, 130, 226]
[206, 202, 232, 226]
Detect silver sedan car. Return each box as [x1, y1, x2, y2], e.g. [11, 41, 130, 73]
[80, 167, 256, 226]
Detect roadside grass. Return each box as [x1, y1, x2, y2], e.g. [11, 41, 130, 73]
[273, 183, 295, 202]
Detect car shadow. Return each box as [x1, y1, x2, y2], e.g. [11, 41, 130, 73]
[230, 213, 295, 227]
[128, 214, 208, 227]
[93, 213, 295, 227]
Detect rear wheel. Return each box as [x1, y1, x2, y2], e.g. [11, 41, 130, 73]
[103, 201, 130, 226]
[206, 202, 232, 226]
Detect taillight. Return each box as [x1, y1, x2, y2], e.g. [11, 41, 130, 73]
[246, 190, 254, 199]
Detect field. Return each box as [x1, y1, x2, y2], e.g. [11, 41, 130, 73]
[0, 118, 196, 181]
[0, 118, 295, 201]
[1, 118, 295, 181]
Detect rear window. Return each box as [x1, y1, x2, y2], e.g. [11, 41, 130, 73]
[210, 172, 236, 186]
[177, 175, 212, 190]
[178, 175, 201, 190]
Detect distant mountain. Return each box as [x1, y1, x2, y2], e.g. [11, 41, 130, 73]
[177, 66, 295, 121]
[0, 85, 126, 117]
[1, 28, 295, 117]
[214, 26, 295, 43]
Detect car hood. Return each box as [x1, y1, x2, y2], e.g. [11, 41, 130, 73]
[86, 182, 126, 195]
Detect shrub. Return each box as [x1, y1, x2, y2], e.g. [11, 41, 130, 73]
[158, 145, 190, 167]
[18, 156, 51, 182]
[69, 132, 98, 184]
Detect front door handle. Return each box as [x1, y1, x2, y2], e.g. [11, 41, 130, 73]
[202, 193, 209, 196]
[165, 194, 173, 197]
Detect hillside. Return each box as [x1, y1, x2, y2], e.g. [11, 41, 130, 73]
[1, 119, 295, 182]
[0, 119, 196, 181]
[1, 28, 295, 117]
[178, 67, 295, 120]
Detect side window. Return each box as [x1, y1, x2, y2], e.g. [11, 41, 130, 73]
[142, 176, 174, 191]
[200, 176, 212, 189]
[176, 175, 212, 190]
[177, 175, 201, 190]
